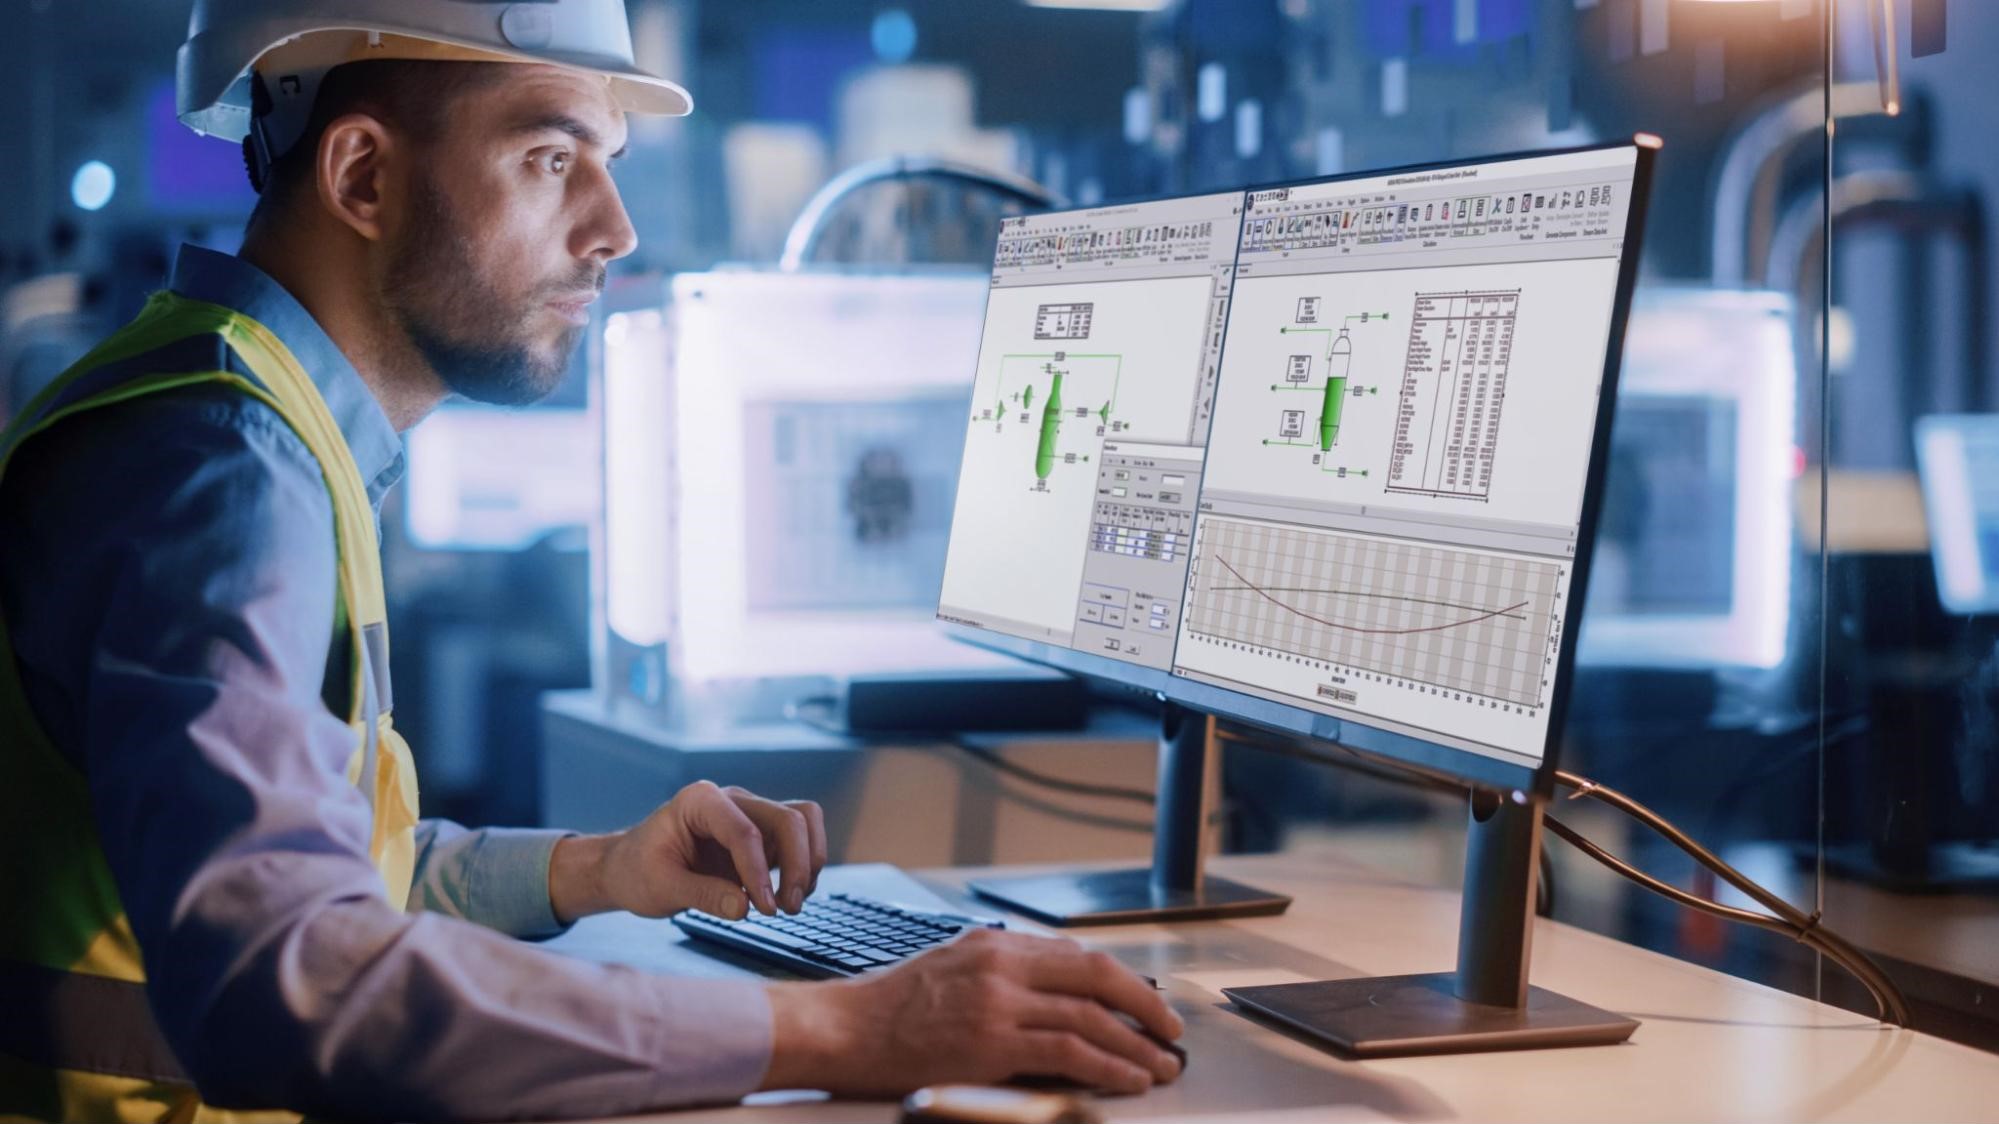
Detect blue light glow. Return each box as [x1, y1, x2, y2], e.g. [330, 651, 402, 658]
[71, 160, 115, 212]
[871, 9, 917, 63]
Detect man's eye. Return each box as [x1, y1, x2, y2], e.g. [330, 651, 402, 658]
[540, 150, 571, 174]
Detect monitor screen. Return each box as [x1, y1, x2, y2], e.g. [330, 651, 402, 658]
[1916, 414, 1999, 615]
[939, 143, 1651, 786]
[937, 191, 1247, 672]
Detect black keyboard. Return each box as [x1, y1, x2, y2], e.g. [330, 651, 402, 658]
[673, 892, 1004, 978]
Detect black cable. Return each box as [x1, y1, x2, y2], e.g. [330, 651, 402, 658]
[957, 768, 1156, 834]
[944, 739, 1156, 806]
[1537, 843, 1556, 919]
[784, 694, 1157, 816]
[1542, 814, 1897, 1025]
[1213, 724, 1466, 798]
[1208, 721, 1908, 1026]
[1554, 770, 1910, 1026]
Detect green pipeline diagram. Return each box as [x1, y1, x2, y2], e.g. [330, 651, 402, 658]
[972, 352, 1124, 492]
[1264, 309, 1386, 480]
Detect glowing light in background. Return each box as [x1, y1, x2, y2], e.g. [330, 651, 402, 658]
[1196, 63, 1225, 123]
[70, 160, 115, 211]
[870, 9, 917, 63]
[1234, 98, 1262, 159]
[1122, 86, 1150, 145]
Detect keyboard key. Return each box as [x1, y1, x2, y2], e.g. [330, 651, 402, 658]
[731, 923, 814, 951]
[678, 892, 1004, 979]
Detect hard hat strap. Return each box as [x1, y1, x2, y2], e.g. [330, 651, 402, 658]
[243, 71, 277, 195]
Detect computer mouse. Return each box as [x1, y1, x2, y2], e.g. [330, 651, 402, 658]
[1120, 1011, 1188, 1075]
[1012, 1009, 1186, 1093]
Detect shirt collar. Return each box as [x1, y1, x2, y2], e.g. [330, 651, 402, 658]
[168, 244, 406, 506]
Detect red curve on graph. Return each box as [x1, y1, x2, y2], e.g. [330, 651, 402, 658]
[1212, 554, 1530, 637]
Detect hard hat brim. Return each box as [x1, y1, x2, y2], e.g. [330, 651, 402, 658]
[405, 37, 693, 118]
[179, 24, 692, 143]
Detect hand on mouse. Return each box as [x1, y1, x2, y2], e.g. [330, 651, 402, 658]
[762, 928, 1184, 1097]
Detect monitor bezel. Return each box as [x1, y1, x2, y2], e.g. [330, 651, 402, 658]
[942, 138, 1660, 797]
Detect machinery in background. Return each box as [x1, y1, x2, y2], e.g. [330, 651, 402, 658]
[1579, 288, 1799, 675]
[598, 265, 1010, 731]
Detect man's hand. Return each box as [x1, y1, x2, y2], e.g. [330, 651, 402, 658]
[549, 781, 828, 923]
[764, 929, 1185, 1097]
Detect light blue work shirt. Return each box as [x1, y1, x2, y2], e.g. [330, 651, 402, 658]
[0, 246, 771, 1119]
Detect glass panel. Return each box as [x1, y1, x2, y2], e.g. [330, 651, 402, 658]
[1822, 0, 1999, 1049]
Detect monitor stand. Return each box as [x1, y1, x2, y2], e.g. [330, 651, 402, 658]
[1224, 790, 1639, 1056]
[967, 703, 1293, 925]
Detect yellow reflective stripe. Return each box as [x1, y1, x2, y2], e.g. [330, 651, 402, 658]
[145, 296, 385, 733]
[18, 371, 275, 455]
[0, 294, 232, 450]
[0, 295, 173, 449]
[209, 302, 388, 629]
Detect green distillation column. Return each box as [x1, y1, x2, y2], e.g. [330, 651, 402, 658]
[1035, 371, 1065, 481]
[1320, 328, 1352, 452]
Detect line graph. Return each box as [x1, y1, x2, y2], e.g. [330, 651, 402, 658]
[1186, 517, 1562, 707]
[1211, 555, 1530, 635]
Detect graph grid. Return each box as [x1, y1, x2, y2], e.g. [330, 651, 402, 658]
[1387, 289, 1519, 501]
[1186, 517, 1561, 707]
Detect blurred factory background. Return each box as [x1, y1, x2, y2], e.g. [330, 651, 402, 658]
[5, 0, 1998, 1052]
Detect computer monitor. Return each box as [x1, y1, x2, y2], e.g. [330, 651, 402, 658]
[939, 140, 1658, 1054]
[1577, 288, 1798, 670]
[1916, 413, 1999, 615]
[404, 405, 598, 551]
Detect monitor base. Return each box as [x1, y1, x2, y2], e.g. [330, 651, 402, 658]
[1224, 972, 1638, 1057]
[968, 867, 1292, 926]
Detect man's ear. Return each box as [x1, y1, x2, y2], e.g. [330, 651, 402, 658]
[314, 113, 396, 242]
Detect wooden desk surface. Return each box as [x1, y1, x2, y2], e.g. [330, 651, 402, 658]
[545, 850, 1999, 1124]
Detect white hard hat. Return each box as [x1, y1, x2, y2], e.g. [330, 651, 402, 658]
[178, 0, 692, 189]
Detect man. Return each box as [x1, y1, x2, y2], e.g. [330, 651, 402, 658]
[0, 2, 1182, 1120]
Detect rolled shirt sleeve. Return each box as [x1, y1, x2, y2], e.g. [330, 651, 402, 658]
[408, 820, 574, 939]
[0, 389, 774, 1121]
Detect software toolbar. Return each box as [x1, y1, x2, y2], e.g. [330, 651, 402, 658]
[1241, 180, 1623, 257]
[993, 193, 1243, 280]
[996, 220, 1223, 270]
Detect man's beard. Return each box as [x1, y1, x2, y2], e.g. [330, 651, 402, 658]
[380, 174, 602, 406]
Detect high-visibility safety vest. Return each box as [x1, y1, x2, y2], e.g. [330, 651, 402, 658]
[0, 291, 421, 1123]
